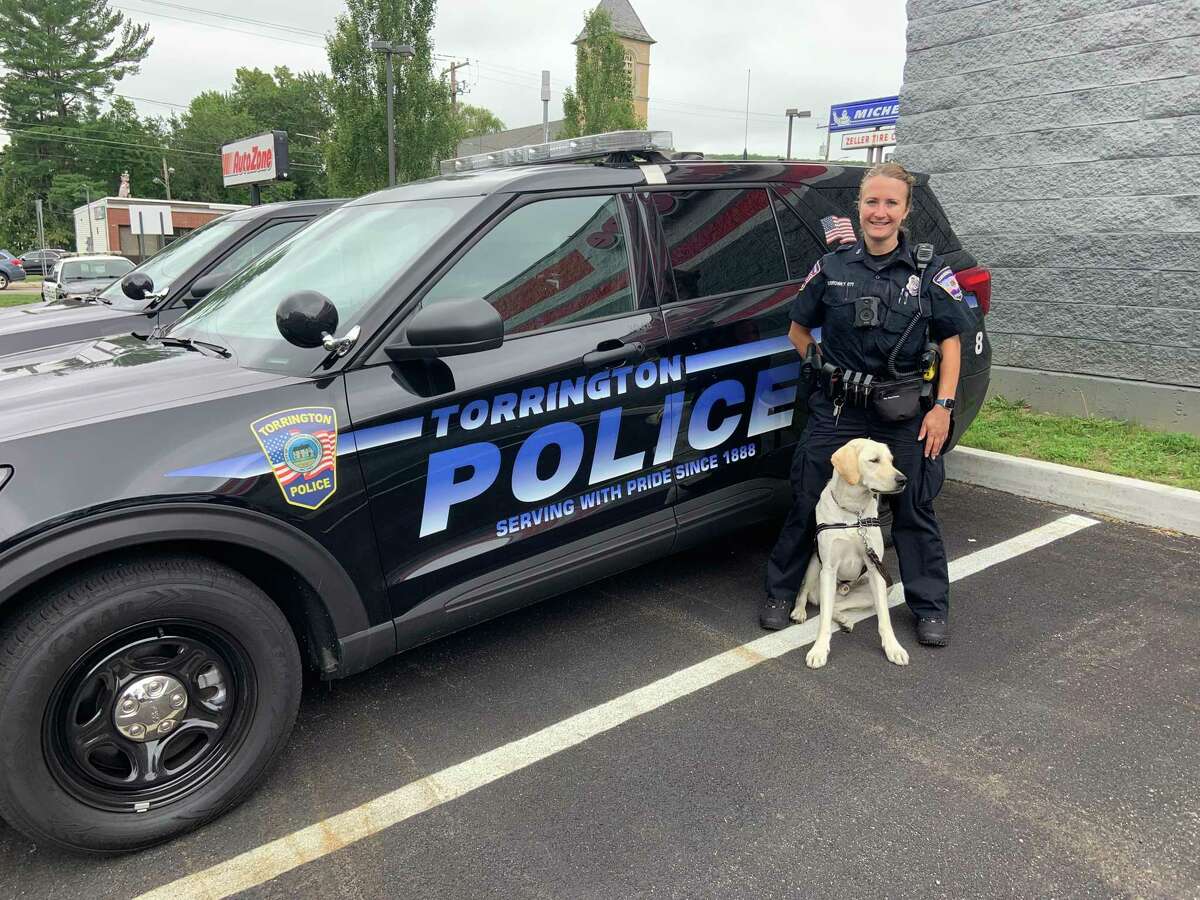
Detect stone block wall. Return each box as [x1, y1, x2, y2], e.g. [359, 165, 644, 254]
[896, 0, 1200, 390]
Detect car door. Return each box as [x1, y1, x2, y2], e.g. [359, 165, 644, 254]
[42, 262, 62, 302]
[637, 184, 828, 543]
[344, 190, 677, 645]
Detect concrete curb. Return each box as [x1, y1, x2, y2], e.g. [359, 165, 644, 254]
[945, 446, 1200, 538]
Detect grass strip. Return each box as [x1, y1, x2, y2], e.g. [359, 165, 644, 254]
[0, 293, 39, 308]
[961, 396, 1200, 491]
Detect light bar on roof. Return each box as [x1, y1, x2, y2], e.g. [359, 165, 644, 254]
[440, 130, 674, 176]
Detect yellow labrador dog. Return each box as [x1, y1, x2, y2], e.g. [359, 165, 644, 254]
[791, 438, 909, 668]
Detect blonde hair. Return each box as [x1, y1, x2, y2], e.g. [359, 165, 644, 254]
[857, 162, 916, 216]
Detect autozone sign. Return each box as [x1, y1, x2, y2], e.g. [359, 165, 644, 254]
[221, 131, 290, 187]
[841, 129, 897, 150]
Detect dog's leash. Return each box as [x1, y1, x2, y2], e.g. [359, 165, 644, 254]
[813, 518, 894, 588]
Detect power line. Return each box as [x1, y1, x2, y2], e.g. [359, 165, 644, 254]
[6, 127, 323, 169]
[115, 3, 326, 49]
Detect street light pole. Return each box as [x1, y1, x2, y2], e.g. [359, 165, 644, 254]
[784, 108, 811, 160]
[369, 39, 416, 188]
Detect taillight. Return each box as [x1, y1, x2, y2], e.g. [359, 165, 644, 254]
[13, 258, 24, 268]
[956, 266, 990, 315]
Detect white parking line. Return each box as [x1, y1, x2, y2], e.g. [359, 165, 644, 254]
[136, 513, 1098, 900]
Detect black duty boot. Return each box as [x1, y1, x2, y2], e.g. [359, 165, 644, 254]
[916, 617, 949, 647]
[759, 594, 795, 631]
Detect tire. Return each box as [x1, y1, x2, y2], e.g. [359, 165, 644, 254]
[0, 273, 9, 290]
[0, 554, 302, 854]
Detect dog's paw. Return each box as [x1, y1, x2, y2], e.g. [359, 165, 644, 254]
[790, 602, 808, 623]
[884, 641, 909, 666]
[834, 613, 854, 633]
[806, 643, 829, 669]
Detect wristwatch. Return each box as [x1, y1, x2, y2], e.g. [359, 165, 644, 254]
[933, 398, 956, 411]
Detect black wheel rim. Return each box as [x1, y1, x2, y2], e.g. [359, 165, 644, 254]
[43, 620, 257, 813]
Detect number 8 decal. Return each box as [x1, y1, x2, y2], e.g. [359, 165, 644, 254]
[975, 332, 984, 355]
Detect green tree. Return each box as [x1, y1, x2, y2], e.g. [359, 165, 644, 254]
[324, 0, 460, 195]
[0, 0, 152, 248]
[561, 8, 643, 139]
[454, 103, 505, 141]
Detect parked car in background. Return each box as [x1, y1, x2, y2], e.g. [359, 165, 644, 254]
[0, 199, 344, 357]
[41, 255, 135, 302]
[0, 250, 26, 290]
[15, 248, 67, 276]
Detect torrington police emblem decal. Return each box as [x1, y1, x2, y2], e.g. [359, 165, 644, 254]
[251, 406, 338, 509]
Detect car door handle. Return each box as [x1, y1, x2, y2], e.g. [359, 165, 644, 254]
[583, 341, 645, 368]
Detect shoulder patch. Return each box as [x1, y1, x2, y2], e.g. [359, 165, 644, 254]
[932, 266, 964, 302]
[800, 259, 822, 291]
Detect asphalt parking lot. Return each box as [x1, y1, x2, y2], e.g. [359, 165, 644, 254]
[2, 482, 1198, 899]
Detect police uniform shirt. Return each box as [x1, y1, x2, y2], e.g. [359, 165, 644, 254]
[790, 232, 976, 376]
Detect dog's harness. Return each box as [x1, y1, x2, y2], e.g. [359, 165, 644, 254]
[813, 516, 893, 588]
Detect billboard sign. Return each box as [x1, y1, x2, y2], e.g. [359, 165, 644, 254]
[828, 96, 900, 133]
[841, 129, 897, 150]
[221, 131, 290, 187]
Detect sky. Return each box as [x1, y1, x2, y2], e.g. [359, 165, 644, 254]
[28, 0, 908, 160]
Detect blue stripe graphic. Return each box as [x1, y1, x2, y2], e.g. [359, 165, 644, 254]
[684, 335, 793, 374]
[165, 417, 424, 479]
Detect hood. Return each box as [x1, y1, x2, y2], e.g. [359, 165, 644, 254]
[0, 299, 136, 356]
[0, 334, 295, 441]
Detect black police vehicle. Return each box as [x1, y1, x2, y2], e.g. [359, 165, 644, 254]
[0, 133, 991, 853]
[0, 199, 343, 357]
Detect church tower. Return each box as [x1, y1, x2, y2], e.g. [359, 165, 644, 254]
[574, 0, 655, 125]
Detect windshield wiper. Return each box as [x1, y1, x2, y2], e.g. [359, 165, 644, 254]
[155, 335, 231, 358]
[131, 333, 229, 357]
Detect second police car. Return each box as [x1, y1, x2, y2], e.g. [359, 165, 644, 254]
[0, 132, 991, 853]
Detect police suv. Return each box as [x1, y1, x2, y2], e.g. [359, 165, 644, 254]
[0, 132, 991, 853]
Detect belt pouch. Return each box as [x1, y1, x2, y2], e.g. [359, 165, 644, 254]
[870, 375, 925, 422]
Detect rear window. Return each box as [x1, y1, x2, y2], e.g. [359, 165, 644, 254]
[653, 188, 787, 300]
[817, 184, 963, 256]
[61, 258, 134, 280]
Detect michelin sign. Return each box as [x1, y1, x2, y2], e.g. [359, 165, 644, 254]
[828, 96, 900, 133]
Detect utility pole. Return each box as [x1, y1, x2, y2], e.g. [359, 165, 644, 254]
[441, 59, 469, 107]
[370, 39, 415, 187]
[541, 70, 551, 143]
[154, 156, 175, 200]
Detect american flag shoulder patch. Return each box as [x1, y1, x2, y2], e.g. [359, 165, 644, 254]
[251, 406, 339, 510]
[932, 266, 964, 302]
[800, 259, 822, 291]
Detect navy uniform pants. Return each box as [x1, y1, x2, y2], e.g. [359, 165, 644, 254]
[765, 391, 950, 619]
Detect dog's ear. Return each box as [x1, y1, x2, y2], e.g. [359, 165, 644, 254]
[830, 439, 864, 486]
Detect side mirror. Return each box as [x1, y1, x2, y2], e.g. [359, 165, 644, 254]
[386, 299, 503, 361]
[122, 272, 154, 301]
[276, 290, 339, 349]
[187, 273, 226, 302]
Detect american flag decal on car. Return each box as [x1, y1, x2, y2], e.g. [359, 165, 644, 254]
[820, 215, 856, 246]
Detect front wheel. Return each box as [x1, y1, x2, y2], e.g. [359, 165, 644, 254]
[0, 555, 301, 854]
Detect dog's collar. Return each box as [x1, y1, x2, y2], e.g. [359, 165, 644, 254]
[815, 517, 881, 535]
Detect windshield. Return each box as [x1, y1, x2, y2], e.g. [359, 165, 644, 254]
[100, 214, 244, 309]
[62, 258, 134, 281]
[170, 197, 478, 373]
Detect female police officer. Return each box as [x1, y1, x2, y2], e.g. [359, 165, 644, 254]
[760, 162, 976, 646]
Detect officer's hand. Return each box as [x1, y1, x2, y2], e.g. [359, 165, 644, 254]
[919, 405, 952, 459]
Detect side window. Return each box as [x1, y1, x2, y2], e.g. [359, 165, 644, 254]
[653, 188, 787, 301]
[770, 189, 826, 279]
[423, 194, 634, 335]
[206, 220, 308, 282]
[907, 189, 961, 254]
